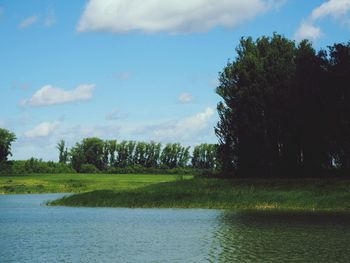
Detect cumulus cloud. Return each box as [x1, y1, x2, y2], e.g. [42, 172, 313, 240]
[295, 0, 350, 41]
[24, 121, 60, 138]
[21, 84, 95, 106]
[19, 15, 38, 29]
[178, 92, 194, 104]
[133, 107, 215, 142]
[294, 22, 323, 42]
[77, 0, 283, 34]
[311, 0, 350, 20]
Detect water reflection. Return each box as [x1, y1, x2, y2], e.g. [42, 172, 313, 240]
[209, 211, 350, 262]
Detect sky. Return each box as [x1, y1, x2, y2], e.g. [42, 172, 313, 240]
[1, 0, 350, 161]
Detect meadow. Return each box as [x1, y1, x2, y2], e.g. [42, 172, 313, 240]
[0, 173, 191, 194]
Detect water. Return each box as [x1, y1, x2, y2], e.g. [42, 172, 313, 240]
[0, 194, 350, 262]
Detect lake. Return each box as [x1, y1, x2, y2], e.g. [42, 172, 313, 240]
[0, 194, 349, 262]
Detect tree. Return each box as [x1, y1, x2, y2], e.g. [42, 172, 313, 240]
[57, 139, 68, 164]
[216, 35, 350, 177]
[102, 140, 110, 170]
[69, 137, 104, 171]
[70, 142, 86, 172]
[160, 143, 190, 168]
[192, 144, 218, 169]
[81, 137, 105, 170]
[0, 128, 16, 163]
[216, 34, 298, 176]
[107, 140, 117, 167]
[327, 42, 350, 169]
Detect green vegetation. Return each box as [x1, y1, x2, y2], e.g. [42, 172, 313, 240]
[1, 173, 349, 212]
[0, 158, 75, 175]
[49, 177, 350, 212]
[216, 34, 350, 177]
[68, 139, 203, 173]
[0, 128, 16, 163]
[0, 173, 192, 194]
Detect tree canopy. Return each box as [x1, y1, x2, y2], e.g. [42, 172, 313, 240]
[0, 128, 16, 163]
[216, 34, 350, 177]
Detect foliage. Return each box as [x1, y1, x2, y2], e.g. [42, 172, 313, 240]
[216, 34, 350, 177]
[0, 158, 75, 175]
[0, 128, 16, 163]
[106, 165, 207, 175]
[160, 143, 190, 168]
[192, 143, 218, 169]
[80, 163, 100, 174]
[69, 137, 104, 172]
[57, 139, 69, 164]
[66, 138, 204, 173]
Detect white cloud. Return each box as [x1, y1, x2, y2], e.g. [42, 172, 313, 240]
[294, 22, 323, 42]
[77, 0, 284, 34]
[311, 0, 350, 20]
[178, 92, 194, 104]
[44, 8, 56, 27]
[133, 107, 215, 142]
[21, 84, 95, 106]
[24, 121, 60, 138]
[19, 15, 38, 29]
[295, 0, 350, 41]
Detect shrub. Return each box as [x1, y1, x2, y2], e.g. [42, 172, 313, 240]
[80, 163, 100, 173]
[0, 159, 75, 175]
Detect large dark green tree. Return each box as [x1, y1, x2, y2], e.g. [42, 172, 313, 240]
[216, 34, 297, 176]
[216, 34, 350, 177]
[0, 128, 16, 163]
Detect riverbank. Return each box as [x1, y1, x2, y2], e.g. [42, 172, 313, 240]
[49, 177, 350, 212]
[0, 173, 191, 194]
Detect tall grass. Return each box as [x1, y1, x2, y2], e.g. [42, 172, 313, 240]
[50, 178, 350, 212]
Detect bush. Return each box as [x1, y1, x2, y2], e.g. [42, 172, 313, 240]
[80, 163, 100, 173]
[0, 158, 75, 175]
[106, 165, 214, 175]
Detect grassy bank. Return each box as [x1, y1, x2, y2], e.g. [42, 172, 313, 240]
[0, 173, 191, 194]
[50, 177, 350, 212]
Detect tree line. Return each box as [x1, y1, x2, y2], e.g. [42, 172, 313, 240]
[58, 138, 218, 173]
[0, 129, 218, 174]
[216, 34, 350, 177]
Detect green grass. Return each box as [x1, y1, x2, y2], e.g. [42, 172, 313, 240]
[0, 173, 191, 194]
[49, 177, 350, 212]
[2, 174, 349, 212]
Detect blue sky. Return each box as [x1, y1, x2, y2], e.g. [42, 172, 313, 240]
[1, 0, 350, 161]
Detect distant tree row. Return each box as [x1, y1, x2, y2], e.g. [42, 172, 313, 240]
[216, 34, 350, 177]
[57, 138, 218, 173]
